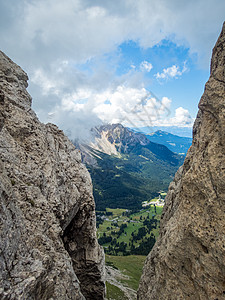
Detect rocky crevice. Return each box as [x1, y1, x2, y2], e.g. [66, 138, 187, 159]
[0, 51, 105, 299]
[62, 206, 105, 300]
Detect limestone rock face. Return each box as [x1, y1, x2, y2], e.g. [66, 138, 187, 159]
[138, 23, 225, 300]
[0, 51, 105, 299]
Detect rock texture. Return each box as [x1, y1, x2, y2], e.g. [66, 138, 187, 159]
[0, 51, 105, 299]
[138, 23, 225, 300]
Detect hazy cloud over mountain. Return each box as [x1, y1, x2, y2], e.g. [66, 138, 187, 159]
[0, 0, 224, 140]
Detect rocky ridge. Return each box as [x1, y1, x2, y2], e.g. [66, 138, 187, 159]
[90, 124, 150, 155]
[80, 123, 182, 166]
[78, 124, 151, 165]
[0, 51, 105, 299]
[138, 23, 225, 300]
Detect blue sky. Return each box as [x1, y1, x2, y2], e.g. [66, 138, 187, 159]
[117, 39, 209, 117]
[0, 0, 224, 140]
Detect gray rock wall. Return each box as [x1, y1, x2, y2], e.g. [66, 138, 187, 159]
[0, 51, 105, 299]
[138, 22, 225, 300]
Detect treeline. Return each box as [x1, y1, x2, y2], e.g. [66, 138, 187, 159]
[98, 215, 159, 256]
[102, 234, 156, 256]
[130, 235, 156, 255]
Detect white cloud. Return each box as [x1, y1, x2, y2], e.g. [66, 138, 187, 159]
[1, 0, 224, 70]
[91, 87, 173, 129]
[43, 84, 175, 140]
[161, 96, 172, 109]
[140, 61, 153, 72]
[0, 0, 223, 139]
[152, 106, 194, 127]
[32, 69, 60, 96]
[172, 107, 194, 126]
[93, 86, 149, 124]
[155, 62, 187, 80]
[44, 82, 193, 137]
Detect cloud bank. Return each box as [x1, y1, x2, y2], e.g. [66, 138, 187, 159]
[1, 0, 224, 68]
[0, 0, 224, 140]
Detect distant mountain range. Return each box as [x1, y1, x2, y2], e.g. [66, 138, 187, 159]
[132, 126, 193, 138]
[145, 130, 192, 154]
[78, 124, 185, 211]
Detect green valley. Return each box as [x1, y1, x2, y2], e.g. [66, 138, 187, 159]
[88, 148, 182, 211]
[81, 124, 184, 211]
[80, 124, 182, 298]
[97, 205, 163, 256]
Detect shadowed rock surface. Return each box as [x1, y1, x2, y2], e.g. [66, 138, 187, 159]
[0, 51, 105, 299]
[138, 22, 225, 300]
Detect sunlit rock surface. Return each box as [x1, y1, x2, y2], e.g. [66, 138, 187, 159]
[0, 51, 105, 300]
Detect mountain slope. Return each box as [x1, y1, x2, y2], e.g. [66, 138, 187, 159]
[81, 124, 184, 210]
[89, 124, 183, 165]
[145, 130, 192, 154]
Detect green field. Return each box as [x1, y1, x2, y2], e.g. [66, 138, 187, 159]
[97, 204, 164, 298]
[106, 282, 128, 300]
[105, 254, 147, 299]
[106, 255, 146, 291]
[97, 206, 163, 256]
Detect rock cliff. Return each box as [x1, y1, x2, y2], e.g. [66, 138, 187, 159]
[138, 23, 225, 300]
[0, 51, 105, 299]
